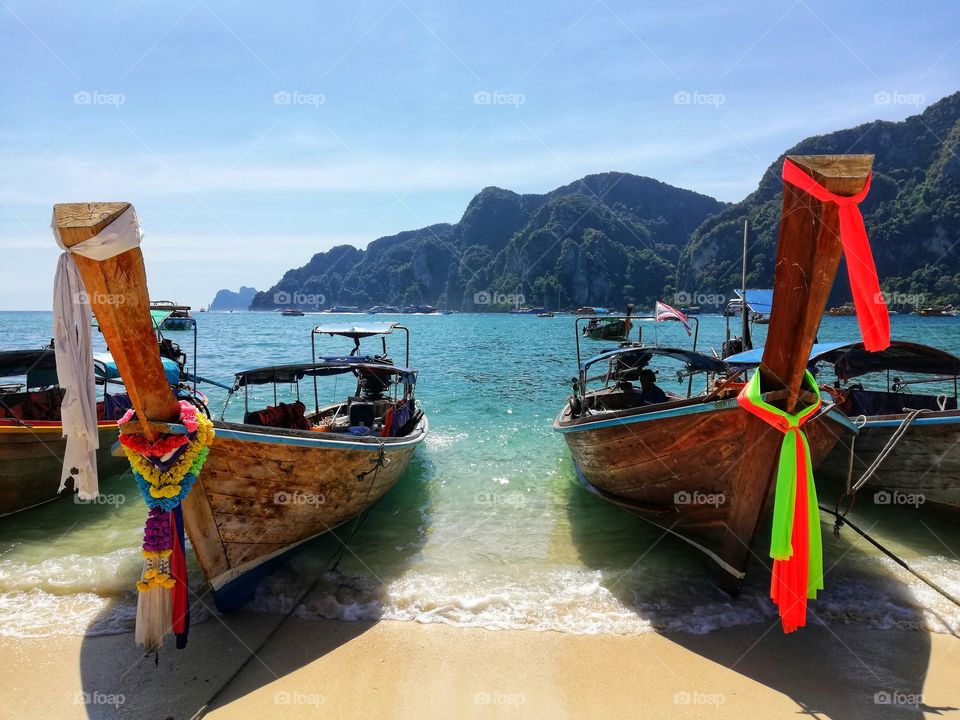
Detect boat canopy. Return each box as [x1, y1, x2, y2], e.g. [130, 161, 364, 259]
[312, 322, 400, 338]
[93, 308, 174, 330]
[0, 349, 57, 377]
[734, 289, 774, 314]
[725, 340, 960, 380]
[584, 345, 727, 373]
[233, 358, 417, 388]
[94, 353, 182, 386]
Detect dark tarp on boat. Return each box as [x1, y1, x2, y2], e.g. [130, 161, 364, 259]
[725, 340, 960, 381]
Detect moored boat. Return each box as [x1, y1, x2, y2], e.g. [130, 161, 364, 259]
[556, 155, 886, 630]
[50, 202, 428, 623]
[582, 305, 634, 341]
[730, 340, 960, 524]
[918, 305, 959, 317]
[280, 307, 305, 316]
[150, 300, 194, 330]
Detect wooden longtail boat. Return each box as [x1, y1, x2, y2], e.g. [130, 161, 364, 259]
[0, 347, 188, 516]
[776, 340, 958, 524]
[52, 202, 427, 611]
[556, 155, 875, 593]
[583, 305, 634, 341]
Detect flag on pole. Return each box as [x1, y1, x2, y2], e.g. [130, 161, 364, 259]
[655, 300, 692, 336]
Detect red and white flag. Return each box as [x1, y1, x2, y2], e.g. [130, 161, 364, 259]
[655, 300, 692, 336]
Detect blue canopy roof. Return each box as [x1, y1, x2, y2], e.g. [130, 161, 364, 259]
[95, 353, 182, 387]
[733, 289, 774, 315]
[725, 340, 960, 380]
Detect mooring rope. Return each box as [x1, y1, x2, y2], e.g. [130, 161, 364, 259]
[190, 439, 390, 719]
[819, 504, 960, 610]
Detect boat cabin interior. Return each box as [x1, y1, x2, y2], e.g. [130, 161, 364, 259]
[227, 323, 421, 438]
[572, 345, 728, 416]
[727, 340, 960, 418]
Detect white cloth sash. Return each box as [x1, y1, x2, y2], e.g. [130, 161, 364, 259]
[51, 206, 142, 499]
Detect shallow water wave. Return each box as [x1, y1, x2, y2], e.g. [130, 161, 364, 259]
[1, 311, 959, 639]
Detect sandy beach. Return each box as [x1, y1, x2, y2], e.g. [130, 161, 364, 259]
[2, 613, 958, 719]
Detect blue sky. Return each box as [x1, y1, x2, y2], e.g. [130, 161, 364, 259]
[1, 0, 957, 309]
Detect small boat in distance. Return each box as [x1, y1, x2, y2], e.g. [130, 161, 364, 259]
[401, 304, 439, 314]
[537, 311, 555, 318]
[281, 307, 305, 316]
[826, 303, 856, 316]
[582, 305, 633, 341]
[368, 305, 400, 314]
[325, 305, 361, 314]
[51, 203, 428, 612]
[918, 305, 959, 317]
[150, 300, 194, 330]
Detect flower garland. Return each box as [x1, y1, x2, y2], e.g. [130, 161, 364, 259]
[118, 400, 215, 651]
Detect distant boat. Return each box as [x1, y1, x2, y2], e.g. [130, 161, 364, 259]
[509, 307, 547, 315]
[401, 305, 439, 314]
[582, 305, 633, 341]
[150, 300, 194, 331]
[826, 303, 856, 316]
[281, 308, 305, 317]
[326, 305, 361, 314]
[918, 305, 958, 317]
[575, 306, 608, 316]
[537, 311, 555, 318]
[368, 305, 400, 314]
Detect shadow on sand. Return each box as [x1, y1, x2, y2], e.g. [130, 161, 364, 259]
[76, 451, 435, 719]
[565, 466, 959, 720]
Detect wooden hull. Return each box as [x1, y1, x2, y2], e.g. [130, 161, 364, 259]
[0, 422, 126, 516]
[182, 415, 428, 610]
[555, 397, 856, 589]
[820, 411, 960, 523]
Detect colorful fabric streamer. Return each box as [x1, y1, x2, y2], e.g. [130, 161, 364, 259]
[119, 400, 214, 651]
[737, 370, 824, 633]
[781, 158, 889, 351]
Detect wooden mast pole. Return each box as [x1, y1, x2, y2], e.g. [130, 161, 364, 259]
[53, 203, 181, 439]
[720, 154, 874, 592]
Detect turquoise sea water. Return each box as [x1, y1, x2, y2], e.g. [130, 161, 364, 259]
[1, 311, 959, 638]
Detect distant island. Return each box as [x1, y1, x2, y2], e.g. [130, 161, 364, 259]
[209, 286, 259, 312]
[247, 91, 960, 313]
